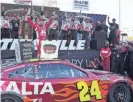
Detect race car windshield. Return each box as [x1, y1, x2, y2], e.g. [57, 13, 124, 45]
[38, 63, 87, 79]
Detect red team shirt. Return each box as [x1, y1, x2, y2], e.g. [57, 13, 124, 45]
[100, 47, 111, 58]
[100, 47, 111, 71]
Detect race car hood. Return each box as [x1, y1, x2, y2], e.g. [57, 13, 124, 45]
[86, 69, 113, 75]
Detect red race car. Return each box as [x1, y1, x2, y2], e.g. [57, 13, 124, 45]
[1, 59, 133, 102]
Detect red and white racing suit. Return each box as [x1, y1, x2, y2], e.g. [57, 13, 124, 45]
[100, 47, 111, 71]
[28, 17, 53, 57]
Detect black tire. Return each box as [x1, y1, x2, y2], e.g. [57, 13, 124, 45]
[1, 93, 23, 102]
[109, 83, 131, 102]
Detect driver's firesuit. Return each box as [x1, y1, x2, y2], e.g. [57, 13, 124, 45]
[28, 17, 53, 57]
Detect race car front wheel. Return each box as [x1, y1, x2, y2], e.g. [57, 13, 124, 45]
[1, 94, 23, 102]
[109, 83, 131, 102]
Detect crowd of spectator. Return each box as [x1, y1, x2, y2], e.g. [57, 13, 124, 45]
[1, 6, 121, 48]
[87, 41, 133, 80]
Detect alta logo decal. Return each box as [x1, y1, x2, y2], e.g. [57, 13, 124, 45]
[43, 44, 56, 54]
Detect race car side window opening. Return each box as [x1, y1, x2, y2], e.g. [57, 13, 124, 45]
[8, 64, 35, 78]
[38, 63, 87, 79]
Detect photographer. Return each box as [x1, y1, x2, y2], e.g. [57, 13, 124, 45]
[87, 57, 102, 70]
[87, 60, 97, 69]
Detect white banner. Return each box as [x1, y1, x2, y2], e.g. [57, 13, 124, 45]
[73, 0, 89, 11]
[40, 40, 59, 59]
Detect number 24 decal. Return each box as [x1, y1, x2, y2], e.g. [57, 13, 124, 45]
[77, 80, 102, 102]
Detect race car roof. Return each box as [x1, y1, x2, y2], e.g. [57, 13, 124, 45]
[1, 58, 62, 68]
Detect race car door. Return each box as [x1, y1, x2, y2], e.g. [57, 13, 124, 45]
[37, 62, 104, 102]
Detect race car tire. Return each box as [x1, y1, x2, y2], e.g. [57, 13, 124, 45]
[109, 83, 131, 102]
[1, 93, 23, 102]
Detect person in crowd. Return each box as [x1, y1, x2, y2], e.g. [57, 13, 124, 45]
[129, 49, 133, 80]
[93, 56, 103, 70]
[59, 17, 70, 40]
[1, 15, 11, 38]
[100, 41, 111, 71]
[10, 13, 20, 38]
[116, 29, 121, 44]
[82, 19, 92, 40]
[95, 21, 102, 31]
[108, 17, 119, 46]
[82, 18, 93, 49]
[113, 43, 128, 75]
[77, 17, 83, 40]
[87, 59, 97, 70]
[102, 21, 108, 40]
[87, 57, 102, 70]
[69, 16, 79, 41]
[128, 42, 133, 80]
[48, 12, 58, 40]
[1, 7, 11, 38]
[26, 8, 56, 58]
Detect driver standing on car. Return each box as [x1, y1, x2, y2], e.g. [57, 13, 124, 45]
[26, 8, 56, 58]
[100, 41, 111, 71]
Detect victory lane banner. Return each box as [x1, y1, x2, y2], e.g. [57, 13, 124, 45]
[1, 39, 99, 68]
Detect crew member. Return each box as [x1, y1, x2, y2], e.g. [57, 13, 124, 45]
[48, 13, 58, 40]
[69, 17, 79, 41]
[129, 45, 133, 80]
[27, 8, 55, 58]
[60, 17, 70, 40]
[82, 19, 92, 40]
[2, 15, 11, 38]
[77, 17, 83, 40]
[100, 41, 111, 71]
[108, 17, 119, 46]
[11, 13, 20, 38]
[82, 19, 92, 49]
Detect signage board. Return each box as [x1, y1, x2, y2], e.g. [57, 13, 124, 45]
[19, 41, 34, 60]
[40, 40, 58, 59]
[15, 41, 34, 62]
[73, 0, 89, 11]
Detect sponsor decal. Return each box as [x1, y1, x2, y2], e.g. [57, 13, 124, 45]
[1, 81, 55, 95]
[54, 80, 109, 102]
[77, 80, 102, 101]
[43, 44, 56, 54]
[1, 39, 86, 50]
[101, 51, 108, 53]
[1, 80, 110, 101]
